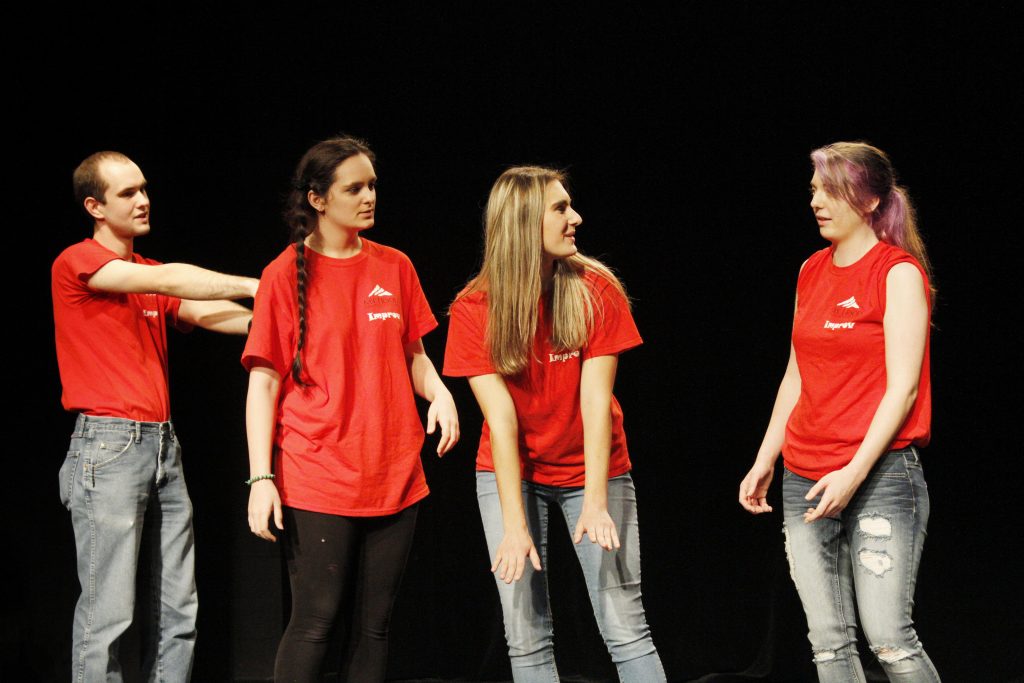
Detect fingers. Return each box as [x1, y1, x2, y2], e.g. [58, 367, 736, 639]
[274, 499, 284, 530]
[804, 502, 826, 523]
[741, 496, 774, 514]
[432, 411, 460, 456]
[491, 542, 541, 583]
[573, 516, 620, 551]
[529, 546, 542, 571]
[572, 519, 584, 544]
[510, 553, 526, 583]
[493, 551, 525, 584]
[436, 418, 457, 456]
[804, 491, 839, 523]
[805, 479, 825, 501]
[426, 403, 438, 435]
[247, 498, 280, 542]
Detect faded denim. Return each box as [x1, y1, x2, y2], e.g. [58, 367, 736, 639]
[59, 414, 197, 682]
[782, 447, 940, 682]
[477, 471, 666, 683]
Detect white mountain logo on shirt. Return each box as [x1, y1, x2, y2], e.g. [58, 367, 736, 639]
[836, 296, 860, 309]
[368, 285, 393, 297]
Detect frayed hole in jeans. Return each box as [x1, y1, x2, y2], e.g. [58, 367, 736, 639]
[872, 645, 912, 663]
[782, 526, 796, 582]
[858, 549, 893, 577]
[857, 513, 892, 539]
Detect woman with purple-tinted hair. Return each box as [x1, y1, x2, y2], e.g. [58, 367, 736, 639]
[739, 142, 941, 681]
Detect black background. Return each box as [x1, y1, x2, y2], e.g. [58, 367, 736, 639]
[10, 4, 1022, 681]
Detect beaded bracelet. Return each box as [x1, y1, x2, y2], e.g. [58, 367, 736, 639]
[245, 473, 275, 486]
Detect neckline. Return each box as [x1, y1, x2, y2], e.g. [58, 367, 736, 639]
[828, 240, 884, 274]
[304, 239, 372, 267]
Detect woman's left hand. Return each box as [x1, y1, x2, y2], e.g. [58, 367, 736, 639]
[803, 466, 864, 523]
[426, 390, 460, 456]
[573, 506, 621, 551]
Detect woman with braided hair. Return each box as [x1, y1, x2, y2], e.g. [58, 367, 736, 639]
[242, 136, 459, 682]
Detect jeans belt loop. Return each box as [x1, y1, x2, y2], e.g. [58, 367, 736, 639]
[134, 421, 142, 443]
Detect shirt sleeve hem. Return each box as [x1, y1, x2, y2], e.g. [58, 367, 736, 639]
[583, 336, 643, 359]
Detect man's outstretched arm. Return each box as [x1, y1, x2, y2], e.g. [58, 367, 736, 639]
[177, 299, 253, 335]
[87, 260, 259, 300]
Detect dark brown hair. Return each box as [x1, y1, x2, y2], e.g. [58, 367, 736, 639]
[284, 136, 375, 384]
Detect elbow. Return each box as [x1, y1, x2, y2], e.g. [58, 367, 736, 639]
[888, 384, 918, 412]
[904, 386, 919, 409]
[580, 394, 612, 421]
[148, 264, 178, 296]
[486, 414, 518, 443]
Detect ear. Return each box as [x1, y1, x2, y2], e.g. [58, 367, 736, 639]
[84, 196, 105, 221]
[866, 195, 881, 213]
[307, 189, 325, 213]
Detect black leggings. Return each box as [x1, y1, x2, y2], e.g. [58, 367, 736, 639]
[274, 504, 418, 683]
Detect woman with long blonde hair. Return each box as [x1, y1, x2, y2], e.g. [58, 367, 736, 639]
[444, 166, 666, 681]
[739, 142, 940, 681]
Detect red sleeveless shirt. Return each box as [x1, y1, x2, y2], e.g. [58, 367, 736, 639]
[784, 242, 932, 480]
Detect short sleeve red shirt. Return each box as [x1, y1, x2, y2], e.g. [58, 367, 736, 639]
[443, 272, 642, 487]
[242, 239, 438, 516]
[784, 242, 932, 480]
[51, 238, 184, 422]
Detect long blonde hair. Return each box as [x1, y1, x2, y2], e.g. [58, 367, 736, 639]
[456, 166, 627, 376]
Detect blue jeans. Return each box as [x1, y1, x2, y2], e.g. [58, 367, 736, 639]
[476, 471, 666, 683]
[782, 447, 940, 682]
[59, 414, 198, 682]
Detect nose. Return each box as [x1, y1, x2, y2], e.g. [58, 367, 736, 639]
[137, 190, 150, 208]
[569, 208, 582, 227]
[809, 190, 823, 210]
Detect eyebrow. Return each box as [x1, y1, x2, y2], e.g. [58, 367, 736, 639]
[116, 181, 147, 196]
[343, 176, 377, 188]
[550, 198, 570, 209]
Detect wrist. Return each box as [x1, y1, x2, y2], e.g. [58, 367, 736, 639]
[430, 385, 452, 404]
[503, 521, 529, 535]
[843, 462, 869, 484]
[245, 473, 275, 486]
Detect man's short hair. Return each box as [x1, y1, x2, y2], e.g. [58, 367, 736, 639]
[73, 151, 133, 211]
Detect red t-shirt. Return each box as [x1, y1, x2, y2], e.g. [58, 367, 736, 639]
[443, 272, 642, 488]
[51, 238, 184, 422]
[784, 242, 932, 480]
[242, 239, 438, 516]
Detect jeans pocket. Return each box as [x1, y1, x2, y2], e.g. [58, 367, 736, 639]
[90, 433, 135, 470]
[58, 450, 79, 509]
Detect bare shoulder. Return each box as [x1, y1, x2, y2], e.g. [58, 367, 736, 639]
[886, 262, 925, 288]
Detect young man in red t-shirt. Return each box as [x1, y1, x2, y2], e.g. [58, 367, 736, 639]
[52, 151, 258, 682]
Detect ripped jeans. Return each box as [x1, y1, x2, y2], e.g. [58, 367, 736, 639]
[782, 447, 940, 682]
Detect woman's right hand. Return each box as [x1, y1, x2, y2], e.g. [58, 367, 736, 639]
[492, 527, 542, 584]
[739, 462, 775, 514]
[248, 479, 284, 542]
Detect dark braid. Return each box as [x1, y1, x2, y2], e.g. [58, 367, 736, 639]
[284, 136, 375, 386]
[292, 237, 311, 385]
